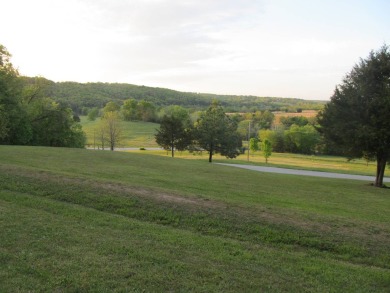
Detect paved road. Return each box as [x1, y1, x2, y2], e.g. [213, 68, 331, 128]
[216, 163, 390, 183]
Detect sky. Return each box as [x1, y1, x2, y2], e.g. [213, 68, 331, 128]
[1, 0, 389, 100]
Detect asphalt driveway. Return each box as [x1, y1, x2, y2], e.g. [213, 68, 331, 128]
[216, 163, 390, 183]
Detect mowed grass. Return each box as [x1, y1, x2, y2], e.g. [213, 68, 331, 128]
[1, 146, 389, 292]
[80, 116, 159, 148]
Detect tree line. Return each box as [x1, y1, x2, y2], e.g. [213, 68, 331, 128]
[20, 77, 325, 115]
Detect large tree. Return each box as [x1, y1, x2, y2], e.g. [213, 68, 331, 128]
[317, 45, 390, 187]
[195, 102, 242, 162]
[1, 45, 86, 148]
[0, 44, 30, 144]
[155, 115, 192, 157]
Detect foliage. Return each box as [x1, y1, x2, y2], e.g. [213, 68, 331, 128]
[121, 98, 138, 121]
[280, 116, 309, 127]
[252, 110, 275, 129]
[284, 124, 320, 155]
[317, 44, 390, 187]
[155, 115, 192, 157]
[262, 139, 272, 163]
[120, 98, 157, 122]
[136, 100, 157, 122]
[194, 102, 242, 162]
[0, 44, 27, 144]
[99, 111, 123, 151]
[20, 76, 325, 114]
[87, 107, 99, 121]
[103, 101, 120, 114]
[249, 137, 260, 153]
[0, 45, 85, 148]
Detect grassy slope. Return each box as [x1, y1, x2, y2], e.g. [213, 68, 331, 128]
[1, 146, 389, 292]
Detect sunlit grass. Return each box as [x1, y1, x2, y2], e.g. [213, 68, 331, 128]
[80, 116, 159, 148]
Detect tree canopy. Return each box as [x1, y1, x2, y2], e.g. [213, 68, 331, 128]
[195, 102, 242, 162]
[19, 76, 325, 115]
[317, 44, 390, 187]
[0, 45, 86, 148]
[155, 114, 192, 157]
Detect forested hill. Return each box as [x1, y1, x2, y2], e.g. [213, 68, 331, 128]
[22, 77, 326, 113]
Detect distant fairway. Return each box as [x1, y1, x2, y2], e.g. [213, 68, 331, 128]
[80, 116, 159, 148]
[1, 146, 389, 292]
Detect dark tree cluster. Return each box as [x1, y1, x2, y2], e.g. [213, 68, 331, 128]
[0, 45, 85, 148]
[155, 102, 242, 162]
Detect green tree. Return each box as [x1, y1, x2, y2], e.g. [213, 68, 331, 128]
[280, 116, 309, 127]
[103, 101, 120, 114]
[20, 77, 86, 148]
[249, 137, 260, 154]
[317, 45, 390, 187]
[155, 115, 192, 157]
[137, 100, 156, 122]
[0, 44, 31, 145]
[194, 102, 241, 162]
[0, 49, 85, 147]
[253, 110, 275, 129]
[262, 139, 272, 163]
[158, 105, 190, 123]
[285, 124, 320, 154]
[87, 107, 99, 121]
[121, 98, 138, 121]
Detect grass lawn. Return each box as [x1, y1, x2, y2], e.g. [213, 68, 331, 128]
[80, 116, 159, 148]
[1, 146, 389, 292]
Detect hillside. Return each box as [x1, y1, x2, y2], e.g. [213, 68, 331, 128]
[1, 146, 389, 291]
[21, 77, 326, 113]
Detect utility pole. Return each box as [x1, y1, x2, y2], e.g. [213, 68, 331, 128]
[247, 120, 251, 161]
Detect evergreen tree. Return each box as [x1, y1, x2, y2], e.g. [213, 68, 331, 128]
[194, 102, 241, 162]
[318, 45, 390, 187]
[155, 115, 192, 157]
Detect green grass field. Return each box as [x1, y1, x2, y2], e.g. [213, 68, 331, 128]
[80, 116, 159, 148]
[1, 146, 389, 292]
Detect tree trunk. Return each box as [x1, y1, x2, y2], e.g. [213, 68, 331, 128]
[375, 155, 387, 187]
[207, 143, 214, 163]
[171, 142, 174, 158]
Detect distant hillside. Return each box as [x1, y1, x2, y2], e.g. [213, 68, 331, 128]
[21, 77, 326, 114]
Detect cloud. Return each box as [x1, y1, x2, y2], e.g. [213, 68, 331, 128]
[2, 0, 389, 99]
[76, 0, 265, 72]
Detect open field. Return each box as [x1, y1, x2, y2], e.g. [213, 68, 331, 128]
[273, 110, 318, 125]
[80, 116, 159, 148]
[1, 146, 389, 291]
